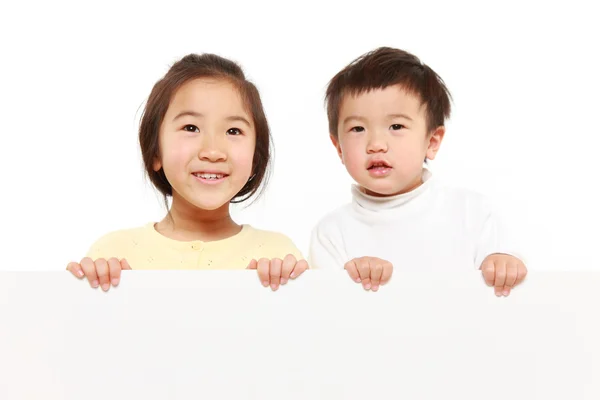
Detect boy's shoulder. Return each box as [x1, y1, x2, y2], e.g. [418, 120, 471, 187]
[310, 202, 356, 236]
[434, 181, 493, 211]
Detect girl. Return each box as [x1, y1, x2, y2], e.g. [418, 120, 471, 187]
[66, 53, 308, 292]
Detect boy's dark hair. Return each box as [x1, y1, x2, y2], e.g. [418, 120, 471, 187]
[139, 53, 272, 205]
[325, 47, 452, 138]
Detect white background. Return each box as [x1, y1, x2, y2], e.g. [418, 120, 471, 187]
[0, 0, 598, 271]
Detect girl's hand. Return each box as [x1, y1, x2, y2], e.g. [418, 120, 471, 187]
[66, 258, 132, 292]
[247, 254, 309, 291]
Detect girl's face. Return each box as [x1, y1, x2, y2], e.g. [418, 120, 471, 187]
[154, 78, 256, 211]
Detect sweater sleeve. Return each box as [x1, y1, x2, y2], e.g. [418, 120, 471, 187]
[474, 200, 527, 269]
[308, 221, 348, 269]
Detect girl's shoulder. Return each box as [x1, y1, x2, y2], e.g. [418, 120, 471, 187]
[85, 223, 156, 259]
[241, 225, 304, 260]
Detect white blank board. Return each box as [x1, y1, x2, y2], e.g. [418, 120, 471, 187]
[1, 270, 599, 399]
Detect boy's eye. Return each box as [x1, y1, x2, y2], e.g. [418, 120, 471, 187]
[227, 127, 242, 135]
[183, 124, 199, 133]
[390, 124, 405, 131]
[350, 126, 365, 132]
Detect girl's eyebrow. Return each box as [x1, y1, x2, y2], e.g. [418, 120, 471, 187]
[172, 111, 251, 128]
[173, 111, 203, 121]
[225, 115, 251, 128]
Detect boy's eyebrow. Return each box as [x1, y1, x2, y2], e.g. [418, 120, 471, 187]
[342, 114, 413, 125]
[342, 115, 367, 125]
[172, 112, 251, 127]
[388, 113, 413, 121]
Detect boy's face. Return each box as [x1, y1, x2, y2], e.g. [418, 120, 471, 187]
[331, 84, 444, 196]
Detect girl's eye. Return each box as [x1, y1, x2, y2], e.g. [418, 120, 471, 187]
[227, 127, 242, 135]
[390, 124, 405, 131]
[350, 126, 365, 132]
[183, 124, 199, 133]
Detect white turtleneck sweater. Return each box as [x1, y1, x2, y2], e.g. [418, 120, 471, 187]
[308, 169, 524, 271]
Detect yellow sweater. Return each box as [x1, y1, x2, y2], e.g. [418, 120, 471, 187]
[85, 223, 304, 270]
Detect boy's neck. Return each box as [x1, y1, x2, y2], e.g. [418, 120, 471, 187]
[364, 169, 425, 197]
[155, 197, 241, 242]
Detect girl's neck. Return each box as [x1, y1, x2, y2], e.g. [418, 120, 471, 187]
[155, 197, 241, 242]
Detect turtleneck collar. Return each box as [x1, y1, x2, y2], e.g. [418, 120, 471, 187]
[351, 168, 434, 212]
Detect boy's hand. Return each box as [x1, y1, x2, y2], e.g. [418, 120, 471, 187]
[480, 254, 527, 297]
[66, 257, 132, 292]
[247, 254, 309, 291]
[344, 256, 393, 291]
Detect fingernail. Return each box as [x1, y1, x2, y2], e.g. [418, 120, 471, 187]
[355, 278, 361, 283]
[364, 283, 371, 290]
[290, 272, 296, 278]
[372, 285, 379, 291]
[111, 278, 119, 286]
[262, 281, 269, 287]
[281, 278, 288, 285]
[91, 280, 99, 288]
[101, 283, 110, 291]
[77, 270, 84, 277]
[270, 284, 278, 291]
[503, 290, 509, 296]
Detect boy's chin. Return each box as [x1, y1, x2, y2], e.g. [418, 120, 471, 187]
[361, 180, 414, 197]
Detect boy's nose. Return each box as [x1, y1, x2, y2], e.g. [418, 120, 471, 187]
[366, 134, 388, 153]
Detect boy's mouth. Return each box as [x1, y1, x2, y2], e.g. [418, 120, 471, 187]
[367, 160, 392, 170]
[367, 160, 392, 177]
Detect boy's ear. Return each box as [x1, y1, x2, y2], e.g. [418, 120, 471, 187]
[425, 126, 445, 161]
[330, 134, 344, 164]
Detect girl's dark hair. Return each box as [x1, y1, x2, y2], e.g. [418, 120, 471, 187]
[139, 53, 272, 205]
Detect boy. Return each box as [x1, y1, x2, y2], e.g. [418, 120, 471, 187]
[309, 47, 527, 296]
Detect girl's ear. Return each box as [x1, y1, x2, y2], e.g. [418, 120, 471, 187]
[152, 157, 162, 172]
[425, 126, 445, 161]
[330, 134, 344, 164]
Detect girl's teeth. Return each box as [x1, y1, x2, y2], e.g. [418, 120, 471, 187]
[197, 173, 223, 179]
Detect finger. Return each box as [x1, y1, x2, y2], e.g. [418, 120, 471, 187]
[269, 258, 282, 291]
[344, 260, 361, 283]
[515, 263, 528, 285]
[380, 262, 393, 285]
[357, 259, 371, 290]
[290, 259, 308, 280]
[494, 261, 507, 297]
[280, 254, 296, 284]
[257, 258, 270, 287]
[370, 263, 383, 291]
[80, 257, 99, 288]
[66, 262, 85, 279]
[246, 259, 258, 270]
[120, 259, 132, 270]
[107, 258, 121, 287]
[481, 261, 495, 287]
[503, 262, 518, 296]
[95, 259, 110, 292]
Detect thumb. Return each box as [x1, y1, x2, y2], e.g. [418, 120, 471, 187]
[246, 259, 258, 270]
[120, 259, 132, 270]
[480, 261, 495, 286]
